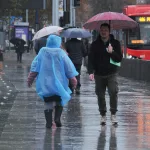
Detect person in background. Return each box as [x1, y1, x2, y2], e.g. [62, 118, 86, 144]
[0, 45, 4, 74]
[83, 38, 91, 72]
[27, 40, 33, 53]
[88, 23, 122, 125]
[15, 40, 25, 63]
[27, 35, 78, 129]
[65, 38, 87, 94]
[34, 36, 48, 54]
[27, 31, 33, 53]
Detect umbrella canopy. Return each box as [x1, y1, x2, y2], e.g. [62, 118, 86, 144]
[60, 28, 92, 38]
[32, 26, 63, 40]
[83, 12, 138, 30]
[10, 37, 26, 45]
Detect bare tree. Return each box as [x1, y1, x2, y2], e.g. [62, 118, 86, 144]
[75, 0, 137, 27]
[0, 0, 28, 25]
[0, 0, 52, 29]
[76, 0, 93, 27]
[28, 0, 52, 28]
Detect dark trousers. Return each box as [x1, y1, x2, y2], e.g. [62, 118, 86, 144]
[27, 41, 33, 52]
[69, 64, 81, 91]
[95, 74, 119, 116]
[17, 53, 22, 63]
[44, 95, 63, 128]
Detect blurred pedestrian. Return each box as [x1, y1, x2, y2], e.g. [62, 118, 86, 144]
[27, 40, 33, 53]
[27, 35, 78, 129]
[83, 38, 91, 72]
[0, 45, 4, 74]
[34, 36, 47, 54]
[88, 23, 123, 125]
[60, 41, 68, 55]
[15, 40, 25, 63]
[65, 38, 87, 94]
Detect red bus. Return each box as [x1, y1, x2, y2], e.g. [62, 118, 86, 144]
[123, 5, 150, 60]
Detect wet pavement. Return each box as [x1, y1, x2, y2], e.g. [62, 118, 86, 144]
[0, 50, 150, 150]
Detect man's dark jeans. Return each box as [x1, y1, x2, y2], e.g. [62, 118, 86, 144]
[95, 74, 119, 116]
[17, 53, 22, 63]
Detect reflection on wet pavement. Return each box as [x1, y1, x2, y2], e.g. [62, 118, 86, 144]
[0, 51, 150, 149]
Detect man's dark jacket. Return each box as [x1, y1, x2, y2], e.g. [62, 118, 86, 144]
[65, 38, 87, 65]
[88, 35, 123, 76]
[34, 36, 47, 54]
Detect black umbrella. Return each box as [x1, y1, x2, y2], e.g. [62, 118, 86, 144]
[10, 37, 26, 45]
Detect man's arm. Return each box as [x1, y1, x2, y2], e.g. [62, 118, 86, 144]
[34, 39, 39, 54]
[65, 42, 69, 53]
[88, 44, 95, 74]
[110, 41, 123, 62]
[63, 53, 79, 79]
[63, 53, 78, 88]
[81, 41, 88, 57]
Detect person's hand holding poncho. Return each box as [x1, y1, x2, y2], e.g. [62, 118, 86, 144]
[70, 77, 77, 89]
[27, 72, 38, 87]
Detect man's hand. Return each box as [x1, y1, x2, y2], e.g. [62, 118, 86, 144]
[107, 43, 113, 53]
[89, 74, 94, 81]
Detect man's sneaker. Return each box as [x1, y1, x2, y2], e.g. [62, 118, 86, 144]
[100, 116, 106, 125]
[111, 115, 118, 125]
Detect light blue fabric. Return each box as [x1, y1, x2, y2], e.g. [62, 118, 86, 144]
[30, 35, 78, 106]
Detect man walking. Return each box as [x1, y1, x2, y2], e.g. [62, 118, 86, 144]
[15, 40, 25, 63]
[88, 23, 122, 125]
[65, 38, 87, 94]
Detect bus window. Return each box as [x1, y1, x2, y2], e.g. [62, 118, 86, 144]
[128, 28, 140, 45]
[140, 24, 150, 44]
[128, 24, 150, 46]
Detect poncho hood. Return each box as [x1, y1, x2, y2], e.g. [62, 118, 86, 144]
[46, 35, 61, 48]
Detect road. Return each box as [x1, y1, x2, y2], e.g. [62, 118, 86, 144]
[0, 50, 150, 150]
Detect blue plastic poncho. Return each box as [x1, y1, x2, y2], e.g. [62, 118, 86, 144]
[30, 35, 78, 106]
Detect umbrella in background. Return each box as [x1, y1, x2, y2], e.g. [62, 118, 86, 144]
[60, 28, 92, 38]
[83, 11, 138, 30]
[32, 26, 63, 40]
[10, 37, 26, 45]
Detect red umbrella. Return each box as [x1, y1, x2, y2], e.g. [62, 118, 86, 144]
[83, 12, 138, 30]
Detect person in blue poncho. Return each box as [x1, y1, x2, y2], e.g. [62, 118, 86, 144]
[27, 35, 78, 129]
